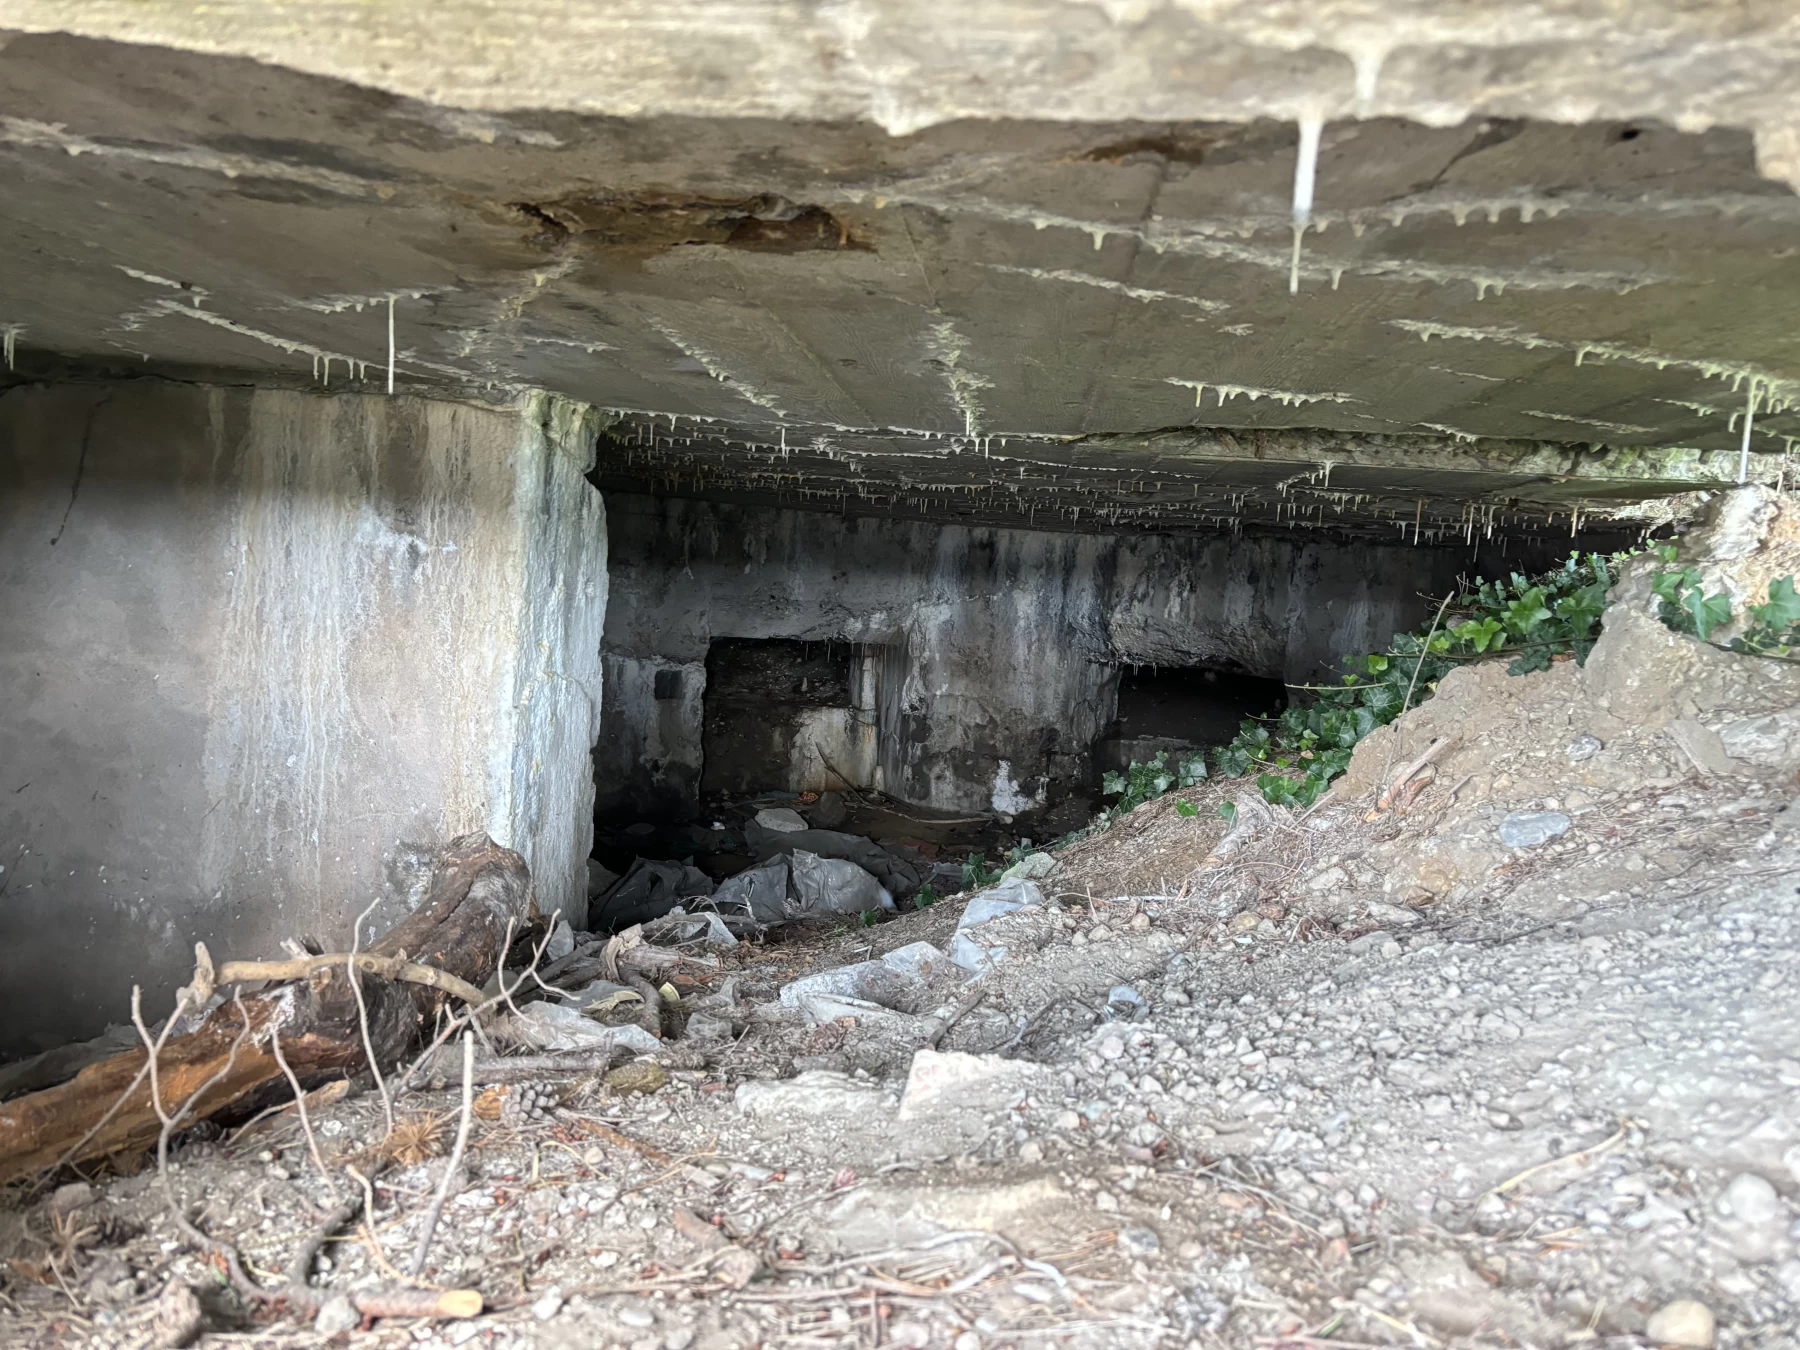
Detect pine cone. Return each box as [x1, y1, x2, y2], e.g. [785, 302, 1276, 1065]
[501, 1081, 559, 1125]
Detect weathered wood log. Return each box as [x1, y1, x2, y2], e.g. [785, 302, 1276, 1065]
[0, 832, 529, 1185]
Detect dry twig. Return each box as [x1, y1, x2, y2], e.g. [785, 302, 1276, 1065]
[216, 952, 487, 1009]
[348, 897, 396, 1138]
[408, 1032, 475, 1278]
[269, 1027, 339, 1203]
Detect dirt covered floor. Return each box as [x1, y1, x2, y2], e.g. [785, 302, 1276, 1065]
[4, 491, 1800, 1350]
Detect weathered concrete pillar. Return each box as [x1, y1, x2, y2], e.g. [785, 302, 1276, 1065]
[0, 382, 606, 1057]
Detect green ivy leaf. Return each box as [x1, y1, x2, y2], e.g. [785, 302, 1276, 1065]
[1174, 799, 1199, 818]
[1683, 585, 1733, 642]
[1749, 576, 1800, 632]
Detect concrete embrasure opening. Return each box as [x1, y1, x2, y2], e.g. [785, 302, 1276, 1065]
[1099, 664, 1288, 779]
[699, 638, 882, 800]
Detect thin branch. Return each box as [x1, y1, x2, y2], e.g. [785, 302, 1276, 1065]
[348, 897, 396, 1139]
[270, 1026, 340, 1204]
[1380, 590, 1453, 792]
[408, 1033, 474, 1278]
[217, 953, 486, 1009]
[345, 1165, 413, 1285]
[286, 1192, 362, 1290]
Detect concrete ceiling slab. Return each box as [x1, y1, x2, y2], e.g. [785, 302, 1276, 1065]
[1, 24, 1797, 544]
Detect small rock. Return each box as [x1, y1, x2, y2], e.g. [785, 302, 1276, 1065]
[1498, 811, 1572, 848]
[1018, 1139, 1044, 1164]
[49, 1181, 95, 1215]
[1347, 930, 1398, 958]
[955, 1333, 983, 1350]
[1087, 923, 1112, 942]
[888, 1320, 930, 1348]
[1567, 734, 1603, 762]
[151, 1279, 204, 1348]
[1098, 1034, 1126, 1061]
[754, 807, 809, 832]
[1117, 1226, 1161, 1257]
[1644, 1299, 1714, 1347]
[1128, 911, 1152, 931]
[1227, 911, 1260, 935]
[618, 1305, 655, 1328]
[1363, 901, 1420, 927]
[531, 1290, 565, 1321]
[1720, 1172, 1780, 1225]
[607, 1061, 668, 1096]
[313, 1295, 359, 1337]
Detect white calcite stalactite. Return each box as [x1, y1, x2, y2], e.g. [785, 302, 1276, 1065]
[1289, 115, 1323, 295]
[1739, 380, 1758, 483]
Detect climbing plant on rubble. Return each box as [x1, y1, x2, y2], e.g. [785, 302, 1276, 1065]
[1650, 541, 1800, 657]
[1211, 551, 1626, 809]
[1098, 749, 1208, 818]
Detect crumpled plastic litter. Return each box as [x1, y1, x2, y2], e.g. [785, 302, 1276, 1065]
[949, 878, 1044, 973]
[496, 1002, 661, 1054]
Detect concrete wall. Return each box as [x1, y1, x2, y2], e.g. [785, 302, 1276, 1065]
[0, 382, 606, 1057]
[596, 494, 1464, 819]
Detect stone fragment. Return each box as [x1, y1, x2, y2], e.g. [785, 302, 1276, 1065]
[1643, 1300, 1714, 1347]
[1363, 901, 1421, 926]
[313, 1295, 359, 1337]
[49, 1181, 95, 1214]
[1227, 911, 1260, 934]
[1567, 734, 1603, 761]
[898, 1050, 1048, 1123]
[1498, 811, 1572, 848]
[1719, 1172, 1780, 1224]
[736, 1071, 891, 1119]
[152, 1279, 204, 1349]
[754, 807, 809, 832]
[1117, 1226, 1161, 1257]
[531, 1290, 565, 1321]
[606, 1061, 668, 1096]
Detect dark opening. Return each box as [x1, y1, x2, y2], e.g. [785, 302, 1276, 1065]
[653, 668, 683, 700]
[1096, 664, 1287, 776]
[700, 638, 860, 799]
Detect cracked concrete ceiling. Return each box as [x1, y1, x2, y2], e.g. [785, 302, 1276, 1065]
[4, 9, 1800, 545]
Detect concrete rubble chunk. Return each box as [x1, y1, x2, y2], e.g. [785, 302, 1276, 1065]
[1719, 1171, 1781, 1225]
[1644, 1300, 1715, 1348]
[754, 807, 809, 833]
[736, 1071, 892, 1119]
[999, 851, 1057, 882]
[1566, 734, 1603, 761]
[1498, 811, 1572, 848]
[897, 1050, 1053, 1153]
